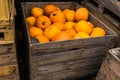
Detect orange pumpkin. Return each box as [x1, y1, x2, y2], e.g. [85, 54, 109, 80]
[36, 15, 51, 29]
[64, 10, 75, 21]
[49, 11, 65, 23]
[75, 7, 89, 21]
[44, 25, 61, 40]
[44, 4, 57, 16]
[52, 31, 72, 41]
[31, 7, 43, 17]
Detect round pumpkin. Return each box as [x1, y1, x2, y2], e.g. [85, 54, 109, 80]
[49, 11, 65, 23]
[36, 15, 51, 29]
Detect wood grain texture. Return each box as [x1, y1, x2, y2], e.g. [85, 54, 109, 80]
[0, 44, 15, 53]
[0, 64, 18, 77]
[31, 65, 100, 80]
[0, 53, 17, 66]
[31, 55, 103, 75]
[0, 73, 19, 80]
[0, 29, 14, 44]
[31, 36, 116, 56]
[96, 48, 120, 80]
[31, 46, 108, 66]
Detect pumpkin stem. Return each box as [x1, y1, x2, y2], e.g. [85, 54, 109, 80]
[53, 13, 56, 16]
[42, 21, 46, 25]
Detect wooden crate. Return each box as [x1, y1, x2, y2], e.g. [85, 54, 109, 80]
[0, 64, 19, 80]
[96, 48, 120, 80]
[21, 2, 118, 80]
[30, 46, 108, 80]
[0, 0, 15, 28]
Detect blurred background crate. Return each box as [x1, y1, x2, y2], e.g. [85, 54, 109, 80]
[0, 0, 15, 28]
[0, 0, 20, 80]
[96, 48, 120, 80]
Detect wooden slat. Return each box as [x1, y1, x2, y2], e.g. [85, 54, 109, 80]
[0, 53, 17, 66]
[0, 0, 9, 27]
[96, 48, 120, 80]
[31, 55, 103, 75]
[0, 64, 18, 76]
[0, 73, 19, 80]
[31, 46, 108, 66]
[31, 65, 100, 80]
[0, 44, 15, 54]
[31, 36, 116, 56]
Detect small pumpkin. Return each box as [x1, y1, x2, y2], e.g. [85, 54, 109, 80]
[49, 11, 65, 23]
[36, 15, 51, 29]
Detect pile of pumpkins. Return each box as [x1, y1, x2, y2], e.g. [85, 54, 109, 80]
[26, 4, 106, 43]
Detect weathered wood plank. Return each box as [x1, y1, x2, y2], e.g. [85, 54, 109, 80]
[31, 65, 100, 80]
[31, 46, 108, 66]
[96, 63, 120, 80]
[0, 53, 17, 66]
[31, 55, 103, 75]
[0, 73, 19, 80]
[31, 36, 116, 56]
[0, 44, 15, 53]
[0, 64, 18, 76]
[96, 48, 120, 80]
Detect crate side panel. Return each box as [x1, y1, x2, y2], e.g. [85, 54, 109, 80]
[31, 46, 108, 66]
[31, 65, 100, 80]
[31, 55, 103, 75]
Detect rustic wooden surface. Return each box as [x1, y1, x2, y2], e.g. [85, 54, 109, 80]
[0, 73, 19, 80]
[32, 56, 103, 75]
[0, 0, 10, 27]
[0, 64, 18, 77]
[0, 29, 14, 44]
[96, 48, 120, 80]
[31, 65, 99, 80]
[31, 46, 108, 66]
[93, 0, 120, 17]
[0, 53, 17, 66]
[0, 43, 15, 53]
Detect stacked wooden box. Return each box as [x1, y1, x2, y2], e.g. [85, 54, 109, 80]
[21, 2, 118, 80]
[0, 0, 19, 80]
[96, 48, 120, 80]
